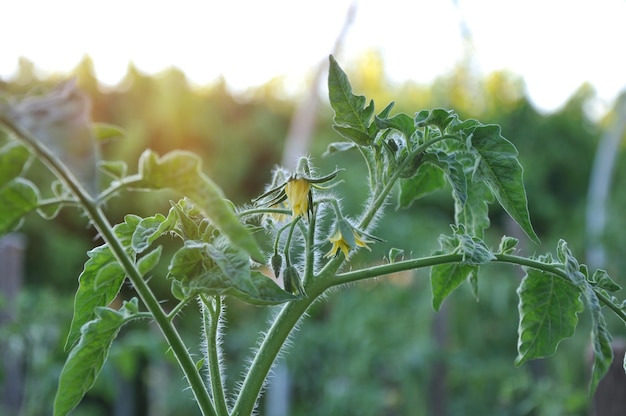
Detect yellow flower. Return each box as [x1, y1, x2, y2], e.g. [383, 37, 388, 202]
[284, 178, 311, 217]
[252, 159, 341, 220]
[325, 228, 372, 259]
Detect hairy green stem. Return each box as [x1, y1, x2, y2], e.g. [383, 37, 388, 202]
[231, 243, 626, 415]
[358, 135, 450, 230]
[231, 282, 323, 416]
[333, 252, 626, 324]
[0, 119, 217, 416]
[201, 295, 229, 416]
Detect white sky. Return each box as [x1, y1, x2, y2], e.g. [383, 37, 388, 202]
[2, 0, 626, 113]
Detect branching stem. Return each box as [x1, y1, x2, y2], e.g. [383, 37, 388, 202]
[0, 118, 217, 416]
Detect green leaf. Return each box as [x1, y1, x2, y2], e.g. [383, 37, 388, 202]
[328, 55, 375, 146]
[168, 240, 209, 282]
[415, 108, 457, 131]
[65, 218, 138, 350]
[36, 181, 72, 220]
[455, 180, 493, 238]
[323, 141, 356, 157]
[137, 245, 163, 276]
[456, 232, 496, 265]
[470, 125, 539, 243]
[54, 299, 139, 416]
[93, 262, 124, 290]
[135, 150, 265, 262]
[65, 245, 126, 350]
[431, 261, 476, 311]
[238, 270, 299, 305]
[397, 163, 446, 209]
[132, 212, 175, 253]
[498, 236, 519, 255]
[375, 112, 416, 139]
[590, 269, 621, 292]
[515, 268, 584, 366]
[581, 283, 613, 394]
[205, 241, 258, 296]
[91, 122, 125, 141]
[332, 125, 373, 147]
[170, 198, 207, 241]
[98, 160, 128, 179]
[430, 233, 478, 310]
[0, 178, 39, 235]
[432, 151, 468, 207]
[168, 240, 297, 305]
[0, 141, 31, 187]
[556, 240, 586, 286]
[388, 247, 404, 263]
[447, 118, 481, 140]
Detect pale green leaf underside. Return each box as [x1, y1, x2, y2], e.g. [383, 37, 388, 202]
[471, 125, 539, 243]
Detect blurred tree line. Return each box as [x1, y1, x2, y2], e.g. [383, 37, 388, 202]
[1, 52, 625, 415]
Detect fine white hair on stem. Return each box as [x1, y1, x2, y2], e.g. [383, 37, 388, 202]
[233, 303, 315, 415]
[199, 296, 229, 407]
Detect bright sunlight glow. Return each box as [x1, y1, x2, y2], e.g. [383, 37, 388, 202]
[1, 0, 626, 113]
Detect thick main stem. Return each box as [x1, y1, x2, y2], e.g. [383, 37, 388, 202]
[231, 284, 321, 416]
[1, 120, 216, 416]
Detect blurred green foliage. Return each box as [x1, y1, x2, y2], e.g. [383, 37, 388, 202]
[1, 52, 623, 415]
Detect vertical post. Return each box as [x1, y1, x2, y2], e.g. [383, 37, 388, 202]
[0, 233, 26, 414]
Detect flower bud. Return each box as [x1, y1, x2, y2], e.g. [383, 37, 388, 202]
[283, 265, 306, 297]
[270, 253, 283, 279]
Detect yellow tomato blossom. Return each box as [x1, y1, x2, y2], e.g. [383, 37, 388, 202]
[252, 159, 341, 220]
[284, 178, 311, 217]
[325, 228, 372, 259]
